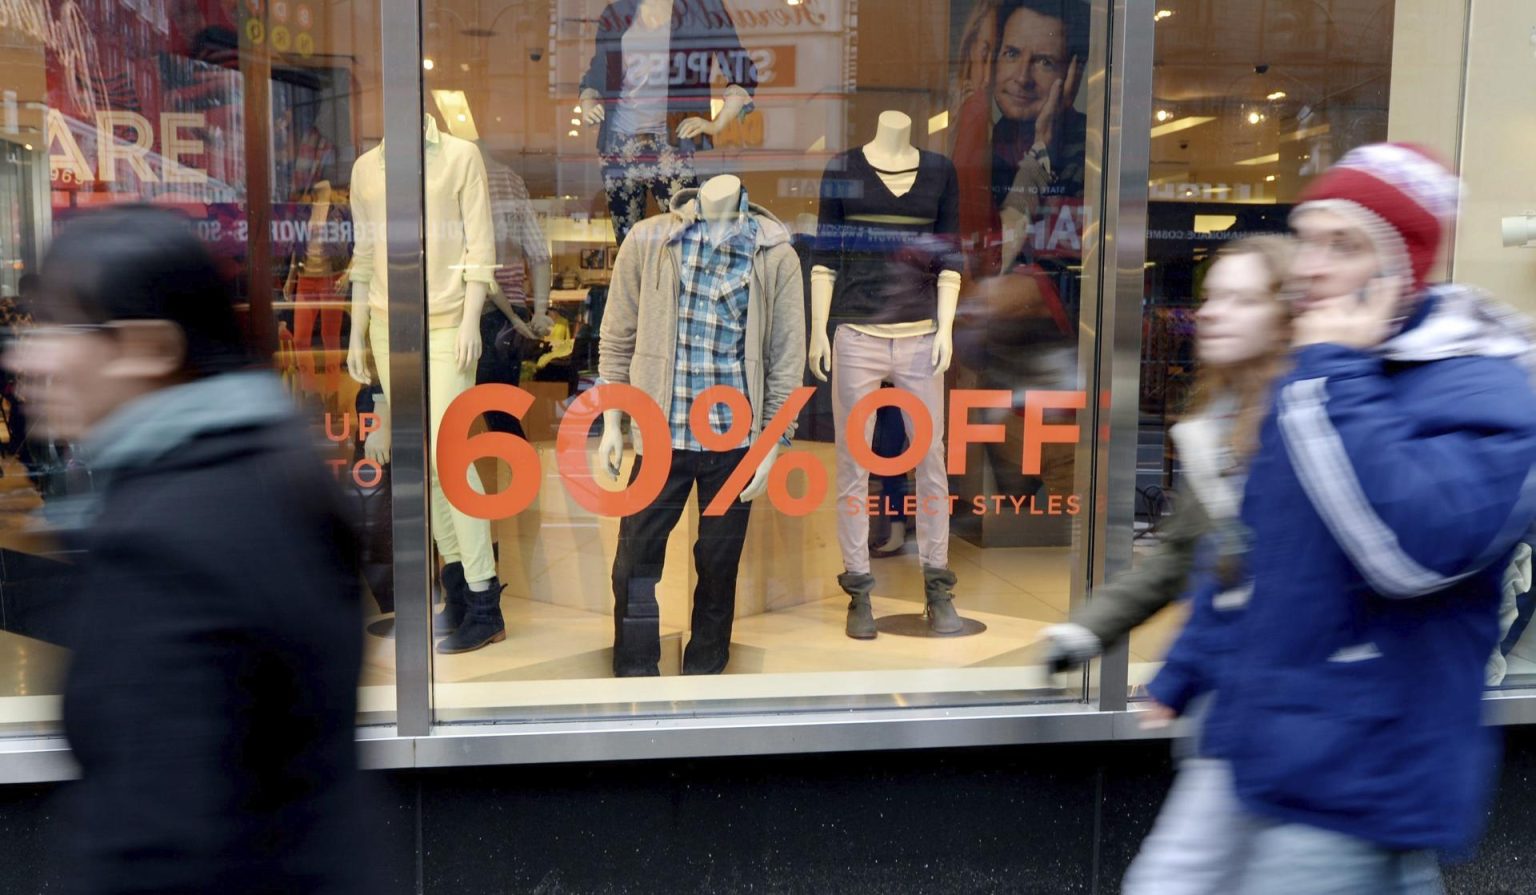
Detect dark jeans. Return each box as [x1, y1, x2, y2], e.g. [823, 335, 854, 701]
[611, 448, 752, 677]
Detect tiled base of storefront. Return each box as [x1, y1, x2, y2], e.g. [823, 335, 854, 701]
[5, 731, 1536, 893]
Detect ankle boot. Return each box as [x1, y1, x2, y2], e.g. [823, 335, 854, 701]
[838, 571, 878, 640]
[433, 562, 468, 637]
[923, 566, 963, 635]
[436, 577, 506, 654]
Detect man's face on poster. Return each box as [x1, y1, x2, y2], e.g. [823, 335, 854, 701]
[992, 7, 1070, 122]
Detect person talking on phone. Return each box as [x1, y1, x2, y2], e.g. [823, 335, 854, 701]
[1195, 144, 1536, 894]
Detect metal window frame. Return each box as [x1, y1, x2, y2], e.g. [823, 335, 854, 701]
[7, 0, 1533, 788]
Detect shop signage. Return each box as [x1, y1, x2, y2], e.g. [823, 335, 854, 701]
[405, 384, 1085, 520]
[47, 108, 210, 185]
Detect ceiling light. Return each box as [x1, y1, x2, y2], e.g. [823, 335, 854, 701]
[1155, 109, 1172, 122]
[572, 105, 582, 114]
[1282, 123, 1331, 142]
[570, 118, 580, 126]
[1154, 9, 1173, 20]
[456, 113, 466, 122]
[1236, 152, 1279, 166]
[1150, 115, 1215, 138]
[1267, 91, 1287, 101]
[22, 144, 30, 151]
[567, 130, 579, 137]
[460, 63, 470, 72]
[1265, 175, 1277, 182]
[928, 111, 949, 135]
[423, 58, 435, 71]
[1247, 111, 1264, 124]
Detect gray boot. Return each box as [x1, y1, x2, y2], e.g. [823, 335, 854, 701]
[923, 566, 963, 635]
[838, 571, 878, 640]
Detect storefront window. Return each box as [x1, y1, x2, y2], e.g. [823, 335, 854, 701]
[0, 0, 389, 733]
[391, 0, 1110, 722]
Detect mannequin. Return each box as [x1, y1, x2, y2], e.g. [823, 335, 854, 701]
[578, 0, 758, 246]
[596, 172, 806, 677]
[283, 179, 348, 402]
[809, 111, 965, 639]
[346, 113, 506, 655]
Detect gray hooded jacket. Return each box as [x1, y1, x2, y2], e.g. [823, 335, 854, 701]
[598, 190, 806, 453]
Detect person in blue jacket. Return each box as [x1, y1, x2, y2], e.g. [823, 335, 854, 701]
[1209, 143, 1536, 894]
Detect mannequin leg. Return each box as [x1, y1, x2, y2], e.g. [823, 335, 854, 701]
[368, 320, 485, 580]
[611, 450, 692, 676]
[293, 277, 321, 392]
[888, 333, 951, 571]
[319, 301, 344, 397]
[831, 327, 894, 576]
[426, 327, 497, 585]
[682, 447, 752, 675]
[601, 134, 656, 248]
[648, 140, 698, 215]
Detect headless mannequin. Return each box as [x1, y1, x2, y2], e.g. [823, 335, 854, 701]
[808, 112, 960, 377]
[578, 0, 750, 140]
[346, 116, 495, 594]
[808, 111, 964, 636]
[596, 173, 778, 501]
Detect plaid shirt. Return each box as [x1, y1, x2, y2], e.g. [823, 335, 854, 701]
[669, 191, 758, 451]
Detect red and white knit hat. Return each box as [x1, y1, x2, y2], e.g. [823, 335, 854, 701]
[1290, 142, 1461, 294]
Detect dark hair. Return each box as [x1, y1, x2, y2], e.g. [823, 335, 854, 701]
[993, 0, 1091, 63]
[37, 206, 251, 377]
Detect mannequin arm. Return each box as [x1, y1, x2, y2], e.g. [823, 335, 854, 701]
[580, 88, 604, 126]
[808, 266, 836, 382]
[347, 282, 373, 385]
[677, 87, 750, 141]
[364, 395, 391, 465]
[487, 288, 537, 339]
[529, 264, 554, 336]
[597, 408, 625, 479]
[737, 441, 780, 502]
[932, 271, 961, 374]
[455, 282, 489, 372]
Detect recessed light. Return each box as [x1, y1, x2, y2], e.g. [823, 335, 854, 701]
[1247, 111, 1264, 124]
[1155, 110, 1172, 122]
[1155, 9, 1173, 20]
[567, 130, 579, 137]
[423, 58, 435, 71]
[1267, 91, 1287, 101]
[1265, 175, 1276, 182]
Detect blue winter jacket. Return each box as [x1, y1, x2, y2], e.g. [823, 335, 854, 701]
[1205, 286, 1536, 852]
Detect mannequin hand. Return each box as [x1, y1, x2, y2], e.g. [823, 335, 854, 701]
[808, 330, 832, 382]
[529, 312, 554, 338]
[931, 330, 954, 375]
[580, 89, 604, 126]
[738, 442, 780, 503]
[456, 319, 483, 372]
[596, 423, 624, 480]
[346, 336, 373, 386]
[1293, 275, 1403, 350]
[1034, 55, 1081, 151]
[676, 117, 718, 141]
[364, 412, 392, 465]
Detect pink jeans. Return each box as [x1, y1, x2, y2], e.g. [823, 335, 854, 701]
[831, 326, 950, 575]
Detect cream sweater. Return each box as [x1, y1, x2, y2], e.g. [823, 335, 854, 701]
[349, 115, 497, 330]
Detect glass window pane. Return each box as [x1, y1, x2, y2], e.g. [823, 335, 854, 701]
[0, 0, 387, 735]
[410, 0, 1111, 722]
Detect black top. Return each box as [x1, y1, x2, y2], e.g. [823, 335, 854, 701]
[812, 148, 963, 326]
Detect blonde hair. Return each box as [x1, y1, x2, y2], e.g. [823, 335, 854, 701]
[1184, 235, 1297, 463]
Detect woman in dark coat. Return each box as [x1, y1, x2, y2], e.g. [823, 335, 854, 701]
[11, 206, 367, 895]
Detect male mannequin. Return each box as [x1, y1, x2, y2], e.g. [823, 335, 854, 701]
[809, 111, 965, 639]
[578, 0, 757, 246]
[346, 113, 506, 655]
[597, 173, 805, 676]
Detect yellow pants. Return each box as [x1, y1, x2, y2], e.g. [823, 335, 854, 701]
[370, 320, 496, 583]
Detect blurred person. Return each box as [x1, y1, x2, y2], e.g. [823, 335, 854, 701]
[1199, 145, 1536, 894]
[1042, 236, 1296, 894]
[11, 206, 369, 895]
